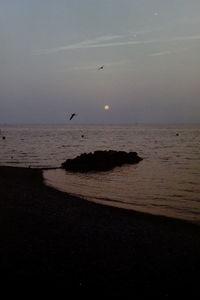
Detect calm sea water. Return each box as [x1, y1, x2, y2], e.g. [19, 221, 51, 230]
[1, 124, 200, 224]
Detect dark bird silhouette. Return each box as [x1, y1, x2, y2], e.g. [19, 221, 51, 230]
[97, 65, 104, 70]
[69, 113, 76, 120]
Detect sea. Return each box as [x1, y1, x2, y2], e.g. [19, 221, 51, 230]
[0, 124, 200, 224]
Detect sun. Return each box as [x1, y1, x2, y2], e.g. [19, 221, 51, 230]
[104, 105, 110, 110]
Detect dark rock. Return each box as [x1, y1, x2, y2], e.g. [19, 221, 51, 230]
[61, 150, 143, 172]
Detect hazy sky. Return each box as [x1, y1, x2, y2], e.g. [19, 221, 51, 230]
[1, 0, 200, 124]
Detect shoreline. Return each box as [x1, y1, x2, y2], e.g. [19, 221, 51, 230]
[0, 165, 200, 294]
[44, 167, 200, 226]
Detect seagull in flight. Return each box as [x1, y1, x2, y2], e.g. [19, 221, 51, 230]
[69, 113, 76, 120]
[97, 65, 104, 71]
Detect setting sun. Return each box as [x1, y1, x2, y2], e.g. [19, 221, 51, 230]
[104, 105, 110, 110]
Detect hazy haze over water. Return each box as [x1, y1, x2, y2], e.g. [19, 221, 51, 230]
[1, 0, 200, 124]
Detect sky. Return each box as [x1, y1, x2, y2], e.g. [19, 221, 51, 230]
[1, 0, 200, 124]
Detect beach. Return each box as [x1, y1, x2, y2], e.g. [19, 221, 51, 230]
[0, 165, 200, 295]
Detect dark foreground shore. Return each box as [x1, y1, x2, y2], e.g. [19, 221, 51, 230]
[0, 166, 200, 295]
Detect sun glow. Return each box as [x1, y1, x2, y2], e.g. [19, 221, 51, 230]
[104, 105, 110, 110]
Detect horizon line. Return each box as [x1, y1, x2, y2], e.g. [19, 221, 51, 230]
[1, 122, 200, 126]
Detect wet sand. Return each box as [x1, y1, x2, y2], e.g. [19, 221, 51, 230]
[0, 165, 200, 295]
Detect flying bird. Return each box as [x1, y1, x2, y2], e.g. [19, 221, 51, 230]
[97, 65, 104, 71]
[69, 113, 76, 120]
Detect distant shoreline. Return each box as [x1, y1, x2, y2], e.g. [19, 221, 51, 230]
[0, 165, 200, 294]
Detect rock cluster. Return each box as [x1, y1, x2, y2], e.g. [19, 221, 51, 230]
[61, 150, 143, 172]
